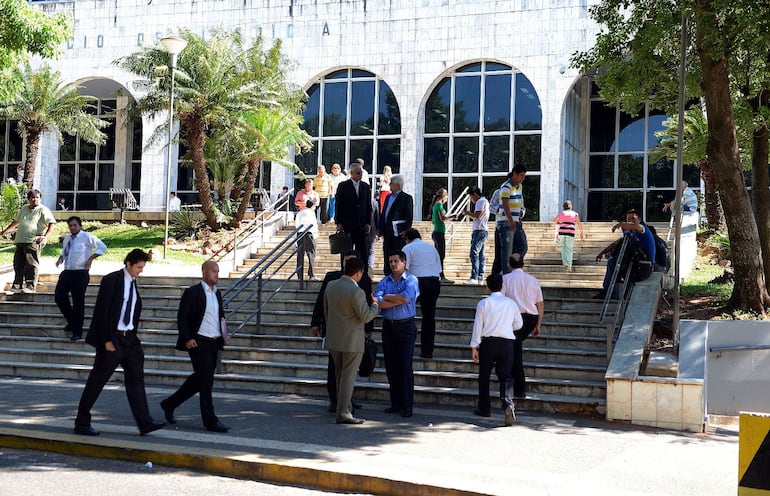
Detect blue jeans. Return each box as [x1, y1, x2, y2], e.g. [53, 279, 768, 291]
[497, 221, 528, 273]
[470, 230, 488, 280]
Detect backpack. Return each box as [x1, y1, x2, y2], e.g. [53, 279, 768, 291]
[489, 188, 502, 217]
[611, 233, 650, 285]
[647, 225, 671, 273]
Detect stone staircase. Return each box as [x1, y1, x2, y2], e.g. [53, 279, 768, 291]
[0, 221, 628, 417]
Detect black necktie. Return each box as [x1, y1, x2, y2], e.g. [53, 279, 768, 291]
[122, 280, 135, 326]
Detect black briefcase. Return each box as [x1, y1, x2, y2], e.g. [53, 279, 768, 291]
[358, 338, 378, 378]
[329, 231, 351, 254]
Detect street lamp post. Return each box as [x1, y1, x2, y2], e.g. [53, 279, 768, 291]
[160, 35, 187, 259]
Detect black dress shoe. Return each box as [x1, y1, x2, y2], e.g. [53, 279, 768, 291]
[205, 421, 230, 433]
[139, 422, 166, 435]
[160, 400, 176, 424]
[401, 407, 413, 418]
[384, 406, 403, 414]
[73, 425, 99, 436]
[473, 409, 491, 418]
[70, 333, 82, 341]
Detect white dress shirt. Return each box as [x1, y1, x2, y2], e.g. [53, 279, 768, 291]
[198, 281, 221, 338]
[60, 231, 107, 270]
[469, 292, 522, 347]
[501, 268, 543, 315]
[117, 269, 137, 331]
[403, 238, 441, 277]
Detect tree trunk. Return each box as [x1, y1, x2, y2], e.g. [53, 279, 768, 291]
[750, 91, 770, 294]
[235, 158, 260, 223]
[183, 116, 219, 229]
[699, 159, 725, 231]
[23, 126, 42, 190]
[694, 1, 770, 313]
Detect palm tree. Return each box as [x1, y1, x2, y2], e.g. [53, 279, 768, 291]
[115, 28, 306, 230]
[0, 62, 107, 189]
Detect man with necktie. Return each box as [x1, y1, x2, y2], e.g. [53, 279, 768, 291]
[334, 163, 373, 266]
[160, 261, 231, 433]
[55, 216, 107, 341]
[74, 249, 165, 436]
[378, 174, 413, 275]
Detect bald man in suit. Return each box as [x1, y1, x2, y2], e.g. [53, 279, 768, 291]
[323, 257, 379, 424]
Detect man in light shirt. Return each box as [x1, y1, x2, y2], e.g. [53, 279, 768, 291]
[501, 253, 544, 399]
[55, 216, 107, 341]
[402, 228, 442, 359]
[295, 199, 320, 281]
[470, 273, 521, 426]
[161, 261, 231, 433]
[169, 192, 182, 212]
[463, 186, 490, 285]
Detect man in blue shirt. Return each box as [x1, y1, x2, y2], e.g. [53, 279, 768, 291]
[374, 250, 420, 417]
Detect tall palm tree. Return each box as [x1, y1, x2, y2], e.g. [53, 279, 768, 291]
[115, 29, 306, 229]
[0, 62, 107, 189]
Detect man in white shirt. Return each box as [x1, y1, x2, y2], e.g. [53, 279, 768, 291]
[463, 186, 490, 285]
[296, 199, 320, 281]
[169, 192, 182, 212]
[470, 273, 522, 426]
[501, 253, 544, 399]
[402, 228, 442, 359]
[55, 216, 107, 341]
[161, 261, 231, 433]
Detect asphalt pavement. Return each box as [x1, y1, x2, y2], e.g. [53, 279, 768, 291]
[0, 376, 738, 496]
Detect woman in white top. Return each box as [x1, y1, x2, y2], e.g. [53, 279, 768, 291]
[377, 165, 392, 212]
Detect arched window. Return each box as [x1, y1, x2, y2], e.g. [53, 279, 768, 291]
[422, 61, 542, 219]
[299, 69, 401, 184]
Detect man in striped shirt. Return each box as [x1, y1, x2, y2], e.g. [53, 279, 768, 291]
[497, 164, 528, 274]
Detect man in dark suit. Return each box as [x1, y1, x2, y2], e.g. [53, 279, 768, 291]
[160, 261, 231, 433]
[74, 249, 165, 436]
[334, 163, 372, 267]
[378, 174, 413, 275]
[311, 250, 373, 413]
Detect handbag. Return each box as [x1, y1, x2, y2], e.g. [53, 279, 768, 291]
[358, 338, 378, 378]
[329, 230, 351, 254]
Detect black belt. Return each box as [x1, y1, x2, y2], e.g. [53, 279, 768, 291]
[383, 317, 415, 325]
[116, 329, 135, 337]
[417, 276, 439, 280]
[196, 335, 219, 342]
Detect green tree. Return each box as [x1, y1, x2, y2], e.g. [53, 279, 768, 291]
[572, 0, 770, 312]
[0, 62, 108, 189]
[115, 29, 306, 230]
[0, 0, 71, 92]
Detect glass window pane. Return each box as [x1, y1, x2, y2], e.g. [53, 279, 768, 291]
[484, 74, 511, 132]
[458, 63, 482, 73]
[589, 155, 614, 188]
[646, 190, 674, 222]
[424, 138, 448, 173]
[453, 136, 479, 173]
[485, 62, 510, 72]
[80, 140, 96, 161]
[482, 175, 507, 201]
[378, 81, 401, 135]
[58, 164, 75, 190]
[351, 69, 374, 78]
[590, 101, 616, 152]
[425, 78, 451, 133]
[521, 174, 540, 221]
[176, 163, 195, 191]
[422, 177, 448, 221]
[7, 124, 22, 161]
[350, 81, 375, 136]
[131, 162, 141, 190]
[618, 113, 645, 152]
[454, 75, 481, 133]
[0, 121, 5, 160]
[586, 191, 642, 221]
[349, 140, 373, 174]
[322, 82, 347, 136]
[100, 99, 116, 115]
[327, 69, 348, 79]
[303, 84, 320, 137]
[76, 193, 110, 210]
[683, 164, 700, 186]
[78, 163, 96, 190]
[60, 134, 77, 161]
[648, 113, 667, 149]
[296, 145, 318, 176]
[98, 162, 114, 190]
[99, 119, 115, 161]
[483, 135, 509, 172]
[514, 135, 541, 171]
[618, 154, 643, 188]
[452, 176, 477, 205]
[514, 73, 542, 130]
[377, 139, 400, 174]
[647, 157, 674, 188]
[132, 119, 142, 160]
[321, 140, 346, 171]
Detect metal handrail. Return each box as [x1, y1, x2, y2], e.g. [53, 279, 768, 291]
[222, 224, 312, 336]
[446, 187, 471, 251]
[599, 234, 635, 355]
[709, 344, 770, 353]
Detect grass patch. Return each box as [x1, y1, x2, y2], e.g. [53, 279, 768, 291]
[680, 257, 732, 299]
[0, 222, 207, 266]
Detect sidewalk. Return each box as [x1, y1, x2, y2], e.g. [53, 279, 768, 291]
[0, 377, 737, 496]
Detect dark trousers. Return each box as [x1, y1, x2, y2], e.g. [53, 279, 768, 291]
[55, 270, 90, 337]
[75, 333, 154, 429]
[513, 313, 539, 397]
[381, 318, 417, 410]
[431, 231, 446, 277]
[477, 337, 514, 414]
[12, 242, 41, 288]
[492, 228, 502, 275]
[346, 229, 368, 270]
[163, 337, 220, 427]
[417, 276, 441, 358]
[382, 235, 406, 275]
[319, 197, 330, 224]
[296, 235, 316, 278]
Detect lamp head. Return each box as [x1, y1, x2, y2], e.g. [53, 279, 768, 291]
[160, 36, 187, 56]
